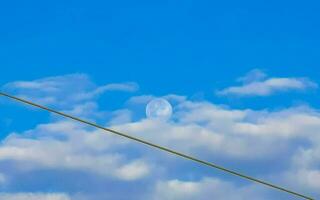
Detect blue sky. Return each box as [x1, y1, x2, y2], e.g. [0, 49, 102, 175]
[1, 0, 320, 200]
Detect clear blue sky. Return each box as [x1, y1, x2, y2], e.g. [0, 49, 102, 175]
[1, 1, 320, 200]
[1, 0, 320, 93]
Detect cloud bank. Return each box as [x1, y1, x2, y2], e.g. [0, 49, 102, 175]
[0, 73, 319, 199]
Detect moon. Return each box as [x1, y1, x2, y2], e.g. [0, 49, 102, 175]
[146, 98, 172, 121]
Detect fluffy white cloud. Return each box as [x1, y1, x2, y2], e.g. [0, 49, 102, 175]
[217, 69, 317, 96]
[0, 193, 70, 200]
[150, 178, 270, 200]
[0, 121, 150, 181]
[115, 160, 151, 181]
[279, 136, 320, 196]
[114, 102, 320, 160]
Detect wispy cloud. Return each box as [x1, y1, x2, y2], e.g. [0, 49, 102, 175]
[128, 94, 186, 104]
[74, 82, 139, 102]
[3, 74, 139, 107]
[217, 69, 318, 96]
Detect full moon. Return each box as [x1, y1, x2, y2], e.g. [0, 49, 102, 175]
[146, 98, 172, 121]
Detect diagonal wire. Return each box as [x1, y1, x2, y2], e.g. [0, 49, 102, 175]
[0, 92, 314, 200]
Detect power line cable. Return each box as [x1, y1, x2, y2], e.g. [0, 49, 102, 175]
[0, 92, 314, 200]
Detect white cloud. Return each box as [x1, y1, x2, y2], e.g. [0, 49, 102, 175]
[150, 178, 270, 200]
[218, 69, 317, 96]
[3, 74, 91, 105]
[3, 74, 139, 108]
[114, 102, 320, 160]
[233, 107, 320, 138]
[0, 121, 150, 181]
[115, 160, 150, 181]
[0, 193, 70, 200]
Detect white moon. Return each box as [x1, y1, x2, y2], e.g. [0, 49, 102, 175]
[146, 98, 172, 121]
